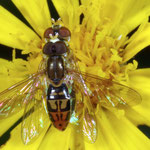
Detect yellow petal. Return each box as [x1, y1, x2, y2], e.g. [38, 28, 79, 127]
[38, 126, 71, 150]
[104, 109, 150, 150]
[69, 125, 85, 150]
[126, 68, 150, 126]
[53, 0, 150, 37]
[0, 51, 42, 91]
[123, 23, 150, 62]
[0, 110, 23, 136]
[0, 59, 25, 91]
[52, 0, 80, 30]
[111, 0, 150, 36]
[12, 0, 51, 37]
[0, 6, 40, 51]
[121, 0, 150, 32]
[85, 107, 150, 150]
[85, 109, 122, 150]
[1, 123, 48, 150]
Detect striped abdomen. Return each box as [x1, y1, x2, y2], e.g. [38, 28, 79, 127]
[47, 83, 73, 131]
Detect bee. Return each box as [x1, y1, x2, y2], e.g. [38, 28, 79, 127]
[0, 21, 141, 144]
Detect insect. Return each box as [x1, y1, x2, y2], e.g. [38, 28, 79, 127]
[0, 21, 142, 144]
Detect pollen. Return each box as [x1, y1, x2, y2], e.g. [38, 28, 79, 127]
[71, 25, 137, 84]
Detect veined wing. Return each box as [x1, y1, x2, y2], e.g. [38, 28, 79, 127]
[0, 76, 34, 118]
[74, 71, 142, 109]
[68, 68, 141, 143]
[0, 69, 50, 144]
[21, 75, 50, 144]
[68, 72, 97, 144]
[81, 108, 97, 143]
[0, 70, 46, 119]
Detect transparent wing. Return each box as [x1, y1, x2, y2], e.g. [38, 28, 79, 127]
[0, 70, 46, 119]
[22, 92, 50, 144]
[0, 76, 35, 119]
[68, 68, 141, 143]
[21, 74, 50, 144]
[80, 72, 142, 109]
[0, 69, 50, 144]
[68, 72, 97, 144]
[82, 108, 97, 143]
[69, 69, 141, 109]
[65, 53, 98, 143]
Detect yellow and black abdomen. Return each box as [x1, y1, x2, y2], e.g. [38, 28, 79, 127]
[47, 83, 74, 131]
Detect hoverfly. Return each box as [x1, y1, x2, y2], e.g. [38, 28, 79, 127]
[0, 20, 141, 144]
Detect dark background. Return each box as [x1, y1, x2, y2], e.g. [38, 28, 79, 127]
[0, 0, 150, 146]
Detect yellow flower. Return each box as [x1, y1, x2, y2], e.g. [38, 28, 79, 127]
[0, 0, 150, 150]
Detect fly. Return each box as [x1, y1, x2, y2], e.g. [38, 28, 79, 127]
[0, 20, 142, 144]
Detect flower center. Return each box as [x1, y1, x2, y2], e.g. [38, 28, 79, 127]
[71, 27, 137, 84]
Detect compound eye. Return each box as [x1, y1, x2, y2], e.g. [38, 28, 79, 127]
[44, 27, 54, 38]
[58, 27, 71, 39]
